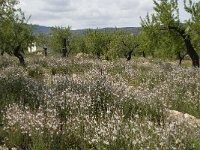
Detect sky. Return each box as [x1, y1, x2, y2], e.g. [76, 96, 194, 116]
[19, 0, 194, 30]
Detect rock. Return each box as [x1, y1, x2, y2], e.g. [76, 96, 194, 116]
[0, 145, 17, 150]
[0, 145, 8, 150]
[167, 109, 200, 126]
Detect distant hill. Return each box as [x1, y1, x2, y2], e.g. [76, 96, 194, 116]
[72, 27, 141, 35]
[31, 25, 141, 35]
[31, 25, 52, 35]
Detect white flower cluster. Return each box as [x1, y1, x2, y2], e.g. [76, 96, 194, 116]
[1, 56, 200, 149]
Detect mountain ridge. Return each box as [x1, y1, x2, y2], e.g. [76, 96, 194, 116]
[31, 25, 141, 35]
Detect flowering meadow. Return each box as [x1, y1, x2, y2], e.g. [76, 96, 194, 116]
[0, 54, 200, 150]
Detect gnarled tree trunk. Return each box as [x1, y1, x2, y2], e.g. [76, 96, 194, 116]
[62, 38, 67, 57]
[142, 51, 146, 58]
[168, 26, 199, 68]
[1, 51, 4, 56]
[96, 50, 101, 59]
[43, 47, 47, 57]
[122, 40, 138, 61]
[184, 39, 199, 67]
[126, 50, 133, 61]
[62, 38, 70, 58]
[177, 52, 187, 66]
[13, 45, 25, 66]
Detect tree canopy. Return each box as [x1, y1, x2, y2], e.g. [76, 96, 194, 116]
[140, 0, 200, 67]
[49, 26, 71, 57]
[0, 0, 33, 65]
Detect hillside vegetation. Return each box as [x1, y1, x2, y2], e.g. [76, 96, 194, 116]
[1, 0, 200, 149]
[0, 54, 200, 149]
[31, 25, 140, 36]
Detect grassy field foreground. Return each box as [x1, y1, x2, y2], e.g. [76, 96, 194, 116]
[0, 55, 200, 149]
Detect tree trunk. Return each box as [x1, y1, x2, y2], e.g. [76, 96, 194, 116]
[168, 26, 199, 68]
[177, 52, 183, 66]
[177, 52, 187, 66]
[184, 39, 199, 67]
[1, 51, 4, 56]
[13, 45, 25, 66]
[126, 50, 133, 61]
[142, 51, 146, 58]
[62, 38, 67, 57]
[105, 55, 109, 61]
[62, 38, 70, 58]
[62, 48, 67, 57]
[105, 46, 110, 61]
[96, 50, 101, 59]
[121, 41, 139, 61]
[43, 47, 47, 57]
[66, 46, 70, 57]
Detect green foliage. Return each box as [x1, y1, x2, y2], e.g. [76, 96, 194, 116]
[49, 26, 72, 53]
[184, 0, 200, 52]
[0, 0, 34, 54]
[35, 32, 49, 48]
[51, 62, 92, 75]
[186, 137, 200, 150]
[27, 65, 44, 79]
[89, 77, 115, 118]
[0, 71, 44, 110]
[140, 0, 200, 60]
[140, 13, 160, 57]
[6, 127, 32, 150]
[110, 30, 139, 59]
[70, 35, 88, 54]
[84, 29, 112, 59]
[83, 29, 139, 60]
[153, 0, 179, 25]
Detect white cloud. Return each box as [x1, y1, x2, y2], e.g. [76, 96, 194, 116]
[19, 0, 194, 29]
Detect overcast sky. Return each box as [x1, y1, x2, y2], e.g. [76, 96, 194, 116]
[19, 0, 194, 30]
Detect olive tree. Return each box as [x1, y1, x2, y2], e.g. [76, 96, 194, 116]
[49, 26, 72, 57]
[141, 0, 200, 67]
[35, 33, 50, 57]
[110, 30, 139, 61]
[70, 35, 88, 55]
[85, 30, 112, 60]
[0, 0, 33, 65]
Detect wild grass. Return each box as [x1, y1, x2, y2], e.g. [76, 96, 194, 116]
[0, 54, 200, 149]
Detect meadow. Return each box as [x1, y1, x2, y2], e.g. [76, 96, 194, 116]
[0, 54, 200, 150]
